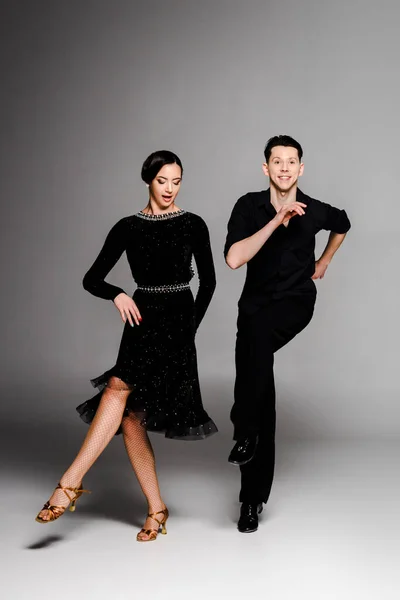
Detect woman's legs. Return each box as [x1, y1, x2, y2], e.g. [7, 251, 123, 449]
[121, 412, 166, 540]
[38, 377, 131, 521]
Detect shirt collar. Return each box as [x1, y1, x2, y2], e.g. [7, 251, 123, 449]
[257, 187, 306, 211]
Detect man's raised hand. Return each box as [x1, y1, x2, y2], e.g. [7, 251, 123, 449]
[273, 202, 306, 226]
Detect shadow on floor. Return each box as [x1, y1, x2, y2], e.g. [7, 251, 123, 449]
[26, 535, 65, 550]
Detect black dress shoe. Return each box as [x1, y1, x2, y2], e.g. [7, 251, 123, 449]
[238, 503, 263, 533]
[228, 435, 259, 466]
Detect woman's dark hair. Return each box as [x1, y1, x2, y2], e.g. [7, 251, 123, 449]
[264, 135, 303, 163]
[141, 150, 183, 184]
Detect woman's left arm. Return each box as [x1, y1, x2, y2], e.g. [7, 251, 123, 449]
[192, 216, 216, 329]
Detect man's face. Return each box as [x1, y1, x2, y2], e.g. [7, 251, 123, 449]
[263, 146, 304, 193]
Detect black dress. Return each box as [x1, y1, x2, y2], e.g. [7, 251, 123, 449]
[76, 209, 218, 440]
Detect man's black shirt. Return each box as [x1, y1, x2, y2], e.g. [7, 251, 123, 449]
[224, 188, 351, 314]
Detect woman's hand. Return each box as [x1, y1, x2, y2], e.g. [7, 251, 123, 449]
[113, 293, 142, 326]
[273, 202, 306, 226]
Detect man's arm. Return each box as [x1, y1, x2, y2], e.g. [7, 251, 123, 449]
[226, 219, 278, 269]
[312, 231, 347, 280]
[226, 201, 307, 270]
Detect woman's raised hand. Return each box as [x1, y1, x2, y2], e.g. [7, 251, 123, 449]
[113, 293, 142, 326]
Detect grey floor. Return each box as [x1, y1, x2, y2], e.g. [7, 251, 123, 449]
[2, 389, 399, 600]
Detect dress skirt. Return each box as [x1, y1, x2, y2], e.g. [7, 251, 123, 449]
[76, 289, 218, 440]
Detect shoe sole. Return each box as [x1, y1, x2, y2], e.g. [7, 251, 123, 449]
[238, 527, 258, 533]
[228, 456, 255, 466]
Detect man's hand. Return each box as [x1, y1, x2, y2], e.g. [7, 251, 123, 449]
[312, 231, 347, 280]
[273, 202, 306, 227]
[312, 259, 329, 280]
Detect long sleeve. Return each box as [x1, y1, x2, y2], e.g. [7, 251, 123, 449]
[192, 216, 216, 329]
[82, 218, 128, 301]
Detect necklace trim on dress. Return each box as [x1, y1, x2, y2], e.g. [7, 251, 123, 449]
[136, 209, 186, 221]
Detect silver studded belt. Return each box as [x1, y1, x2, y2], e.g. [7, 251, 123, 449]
[136, 282, 191, 293]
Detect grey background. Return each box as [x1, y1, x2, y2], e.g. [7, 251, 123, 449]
[2, 0, 398, 438]
[1, 2, 400, 599]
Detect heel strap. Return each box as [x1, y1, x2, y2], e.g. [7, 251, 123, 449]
[147, 508, 168, 525]
[55, 483, 91, 501]
[75, 487, 91, 494]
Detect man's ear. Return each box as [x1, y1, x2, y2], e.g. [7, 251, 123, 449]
[262, 162, 269, 177]
[299, 163, 305, 177]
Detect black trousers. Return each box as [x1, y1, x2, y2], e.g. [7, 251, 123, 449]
[231, 289, 316, 504]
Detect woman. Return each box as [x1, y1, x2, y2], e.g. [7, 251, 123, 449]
[35, 150, 217, 541]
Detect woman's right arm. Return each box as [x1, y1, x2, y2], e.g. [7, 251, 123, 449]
[82, 219, 142, 326]
[82, 219, 128, 300]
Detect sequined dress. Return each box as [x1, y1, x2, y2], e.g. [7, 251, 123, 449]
[76, 209, 218, 440]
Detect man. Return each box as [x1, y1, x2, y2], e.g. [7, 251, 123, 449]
[224, 135, 351, 533]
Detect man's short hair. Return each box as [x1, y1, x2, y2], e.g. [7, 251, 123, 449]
[264, 135, 303, 163]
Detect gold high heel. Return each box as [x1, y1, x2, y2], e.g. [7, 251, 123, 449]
[136, 507, 169, 542]
[35, 483, 91, 523]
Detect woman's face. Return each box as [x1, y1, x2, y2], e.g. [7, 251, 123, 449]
[149, 163, 182, 209]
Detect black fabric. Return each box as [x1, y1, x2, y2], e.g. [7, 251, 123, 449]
[77, 211, 217, 439]
[82, 211, 216, 329]
[234, 291, 316, 504]
[224, 188, 351, 315]
[225, 188, 350, 504]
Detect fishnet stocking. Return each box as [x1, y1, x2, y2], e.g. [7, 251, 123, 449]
[38, 377, 131, 521]
[121, 412, 166, 540]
